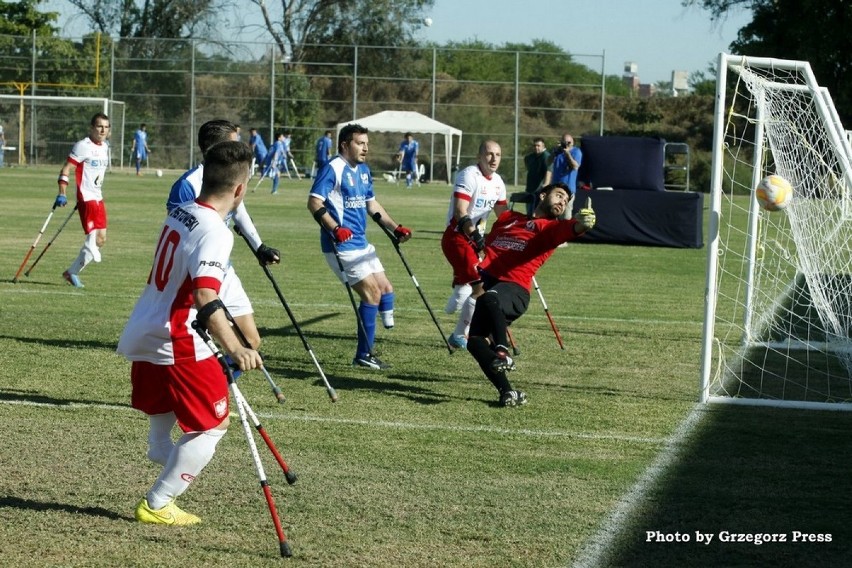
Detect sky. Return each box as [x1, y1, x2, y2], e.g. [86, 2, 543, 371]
[420, 0, 753, 84]
[43, 0, 752, 86]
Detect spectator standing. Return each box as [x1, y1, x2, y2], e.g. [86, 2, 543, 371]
[308, 123, 412, 370]
[167, 119, 280, 350]
[117, 140, 263, 525]
[523, 138, 549, 215]
[543, 133, 582, 196]
[130, 123, 150, 176]
[397, 132, 419, 188]
[54, 112, 111, 288]
[440, 140, 508, 349]
[468, 183, 595, 406]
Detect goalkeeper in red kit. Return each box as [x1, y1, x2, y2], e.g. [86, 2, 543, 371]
[466, 182, 595, 407]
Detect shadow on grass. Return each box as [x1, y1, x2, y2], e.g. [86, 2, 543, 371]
[0, 496, 131, 522]
[0, 334, 117, 352]
[0, 388, 131, 408]
[589, 405, 852, 567]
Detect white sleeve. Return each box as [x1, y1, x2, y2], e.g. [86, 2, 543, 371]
[233, 202, 263, 251]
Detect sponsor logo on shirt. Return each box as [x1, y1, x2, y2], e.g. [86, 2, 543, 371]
[344, 195, 367, 209]
[199, 260, 226, 273]
[491, 236, 526, 251]
[474, 197, 498, 210]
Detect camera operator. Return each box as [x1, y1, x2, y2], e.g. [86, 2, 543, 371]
[543, 133, 582, 212]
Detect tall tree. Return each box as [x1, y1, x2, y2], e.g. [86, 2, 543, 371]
[0, 0, 59, 35]
[60, 0, 219, 39]
[684, 0, 852, 123]
[246, 0, 434, 61]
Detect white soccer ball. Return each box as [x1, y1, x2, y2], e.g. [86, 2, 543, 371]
[156, 169, 163, 178]
[423, 17, 433, 27]
[755, 174, 792, 211]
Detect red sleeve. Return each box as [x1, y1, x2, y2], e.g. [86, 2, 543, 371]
[193, 276, 222, 294]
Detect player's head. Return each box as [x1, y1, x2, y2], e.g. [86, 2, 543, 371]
[140, 123, 146, 130]
[477, 139, 501, 176]
[198, 120, 239, 155]
[404, 132, 413, 141]
[200, 140, 252, 206]
[325, 130, 332, 137]
[533, 137, 545, 153]
[338, 123, 369, 164]
[89, 113, 110, 143]
[536, 183, 572, 219]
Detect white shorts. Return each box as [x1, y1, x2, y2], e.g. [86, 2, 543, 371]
[219, 265, 253, 317]
[324, 244, 385, 286]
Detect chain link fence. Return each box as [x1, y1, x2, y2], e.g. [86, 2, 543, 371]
[0, 32, 606, 185]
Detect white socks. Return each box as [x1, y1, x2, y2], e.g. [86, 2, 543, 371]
[68, 232, 99, 274]
[380, 310, 394, 329]
[147, 412, 177, 466]
[146, 428, 226, 510]
[444, 284, 473, 314]
[453, 296, 477, 337]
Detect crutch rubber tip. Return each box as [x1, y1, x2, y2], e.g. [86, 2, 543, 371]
[275, 391, 287, 404]
[512, 347, 521, 357]
[328, 388, 339, 403]
[285, 471, 298, 485]
[280, 541, 293, 557]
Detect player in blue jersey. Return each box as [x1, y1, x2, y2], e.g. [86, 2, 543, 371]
[397, 132, 419, 188]
[167, 119, 280, 349]
[261, 131, 293, 194]
[131, 124, 150, 176]
[314, 130, 333, 175]
[248, 127, 268, 177]
[308, 123, 412, 370]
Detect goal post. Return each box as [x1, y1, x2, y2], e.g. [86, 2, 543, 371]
[700, 53, 852, 410]
[0, 95, 125, 168]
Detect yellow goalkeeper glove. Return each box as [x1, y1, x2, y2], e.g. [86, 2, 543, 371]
[573, 197, 595, 232]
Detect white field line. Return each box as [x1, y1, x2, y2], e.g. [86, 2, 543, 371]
[0, 398, 668, 445]
[570, 404, 706, 568]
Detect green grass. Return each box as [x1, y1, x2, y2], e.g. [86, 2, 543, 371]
[2, 166, 852, 567]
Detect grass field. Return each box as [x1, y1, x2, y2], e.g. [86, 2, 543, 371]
[2, 166, 852, 567]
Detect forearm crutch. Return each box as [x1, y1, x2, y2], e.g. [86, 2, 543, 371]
[191, 320, 294, 558]
[371, 212, 453, 354]
[532, 276, 565, 350]
[235, 227, 338, 402]
[23, 203, 79, 279]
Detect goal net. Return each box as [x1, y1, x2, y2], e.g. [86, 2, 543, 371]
[700, 54, 852, 410]
[0, 95, 125, 168]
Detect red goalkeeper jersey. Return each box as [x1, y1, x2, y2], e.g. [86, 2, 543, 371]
[479, 210, 581, 291]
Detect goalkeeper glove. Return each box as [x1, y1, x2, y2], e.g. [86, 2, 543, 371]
[573, 207, 596, 232]
[255, 243, 280, 266]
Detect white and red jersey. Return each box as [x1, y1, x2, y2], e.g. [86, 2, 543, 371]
[479, 210, 582, 291]
[117, 201, 233, 365]
[445, 164, 507, 229]
[67, 136, 110, 202]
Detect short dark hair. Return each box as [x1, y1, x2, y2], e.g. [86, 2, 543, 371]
[90, 112, 109, 126]
[338, 123, 368, 152]
[198, 120, 238, 154]
[404, 132, 413, 138]
[201, 141, 252, 197]
[540, 183, 570, 197]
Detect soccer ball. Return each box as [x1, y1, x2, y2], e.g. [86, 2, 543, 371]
[423, 17, 433, 27]
[755, 174, 792, 211]
[156, 169, 163, 178]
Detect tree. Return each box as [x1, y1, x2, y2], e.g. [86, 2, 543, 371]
[245, 0, 434, 61]
[60, 0, 219, 39]
[0, 0, 59, 35]
[683, 0, 852, 123]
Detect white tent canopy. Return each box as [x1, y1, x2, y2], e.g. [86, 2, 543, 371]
[335, 111, 462, 184]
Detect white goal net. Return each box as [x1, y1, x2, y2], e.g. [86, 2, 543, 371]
[700, 54, 852, 410]
[0, 95, 125, 168]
